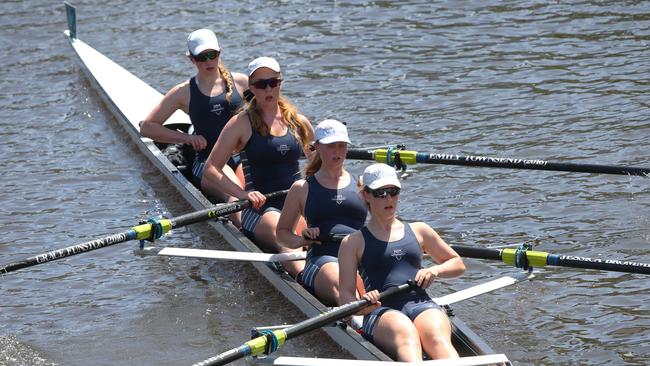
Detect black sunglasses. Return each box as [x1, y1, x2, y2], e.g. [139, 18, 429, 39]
[251, 77, 282, 90]
[192, 50, 220, 62]
[365, 186, 401, 198]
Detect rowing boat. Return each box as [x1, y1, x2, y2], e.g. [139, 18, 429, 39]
[62, 3, 513, 365]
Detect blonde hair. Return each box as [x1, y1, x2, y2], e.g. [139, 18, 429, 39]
[218, 63, 234, 104]
[247, 95, 311, 148]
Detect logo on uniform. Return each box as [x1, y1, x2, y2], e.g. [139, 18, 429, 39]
[277, 144, 290, 155]
[211, 103, 224, 115]
[331, 194, 345, 205]
[391, 249, 405, 261]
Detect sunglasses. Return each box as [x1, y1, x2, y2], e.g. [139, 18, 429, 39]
[192, 50, 220, 62]
[365, 186, 401, 198]
[251, 77, 282, 89]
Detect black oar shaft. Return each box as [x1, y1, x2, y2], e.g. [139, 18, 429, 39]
[551, 255, 650, 275]
[347, 148, 650, 176]
[450, 245, 502, 261]
[418, 153, 649, 176]
[0, 230, 136, 274]
[169, 190, 286, 228]
[320, 237, 649, 275]
[450, 245, 650, 275]
[0, 190, 287, 275]
[193, 283, 414, 366]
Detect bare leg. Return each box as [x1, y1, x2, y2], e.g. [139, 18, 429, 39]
[413, 308, 458, 359]
[313, 261, 340, 306]
[254, 210, 305, 278]
[200, 164, 243, 227]
[371, 310, 423, 361]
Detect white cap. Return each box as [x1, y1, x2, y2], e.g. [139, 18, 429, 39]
[247, 56, 281, 77]
[187, 29, 221, 56]
[314, 119, 351, 144]
[362, 163, 401, 190]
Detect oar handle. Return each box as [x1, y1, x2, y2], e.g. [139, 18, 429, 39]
[171, 190, 288, 228]
[310, 233, 346, 243]
[284, 281, 413, 338]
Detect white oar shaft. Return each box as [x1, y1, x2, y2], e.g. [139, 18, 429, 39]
[433, 271, 534, 306]
[138, 247, 306, 262]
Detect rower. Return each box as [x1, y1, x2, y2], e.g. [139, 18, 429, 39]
[202, 56, 314, 278]
[277, 119, 367, 305]
[338, 163, 466, 361]
[139, 29, 248, 210]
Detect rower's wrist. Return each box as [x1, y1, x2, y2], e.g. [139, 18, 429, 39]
[429, 266, 440, 278]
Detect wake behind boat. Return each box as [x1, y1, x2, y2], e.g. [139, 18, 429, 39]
[62, 3, 524, 365]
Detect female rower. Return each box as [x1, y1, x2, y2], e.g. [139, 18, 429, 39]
[140, 29, 248, 199]
[202, 56, 314, 278]
[338, 163, 465, 361]
[276, 119, 367, 305]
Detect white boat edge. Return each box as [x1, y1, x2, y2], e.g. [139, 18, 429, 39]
[255, 354, 510, 366]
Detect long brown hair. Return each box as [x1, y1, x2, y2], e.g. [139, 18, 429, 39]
[247, 96, 311, 148]
[304, 151, 321, 177]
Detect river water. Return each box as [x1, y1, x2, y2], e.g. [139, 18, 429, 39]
[1, 1, 649, 365]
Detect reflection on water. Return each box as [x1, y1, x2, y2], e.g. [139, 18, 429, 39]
[0, 1, 648, 365]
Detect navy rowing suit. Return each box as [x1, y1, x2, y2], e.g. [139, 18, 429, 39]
[358, 223, 440, 342]
[188, 75, 243, 182]
[240, 125, 302, 238]
[300, 174, 367, 293]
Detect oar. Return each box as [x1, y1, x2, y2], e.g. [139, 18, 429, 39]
[0, 190, 287, 275]
[191, 282, 415, 366]
[347, 148, 650, 176]
[450, 245, 650, 275]
[319, 234, 650, 275]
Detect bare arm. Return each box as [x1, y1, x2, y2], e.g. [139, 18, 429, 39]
[201, 113, 253, 201]
[139, 82, 206, 151]
[276, 180, 313, 249]
[338, 232, 381, 314]
[412, 222, 465, 288]
[338, 233, 361, 305]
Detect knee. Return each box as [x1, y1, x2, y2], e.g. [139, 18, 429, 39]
[388, 321, 420, 347]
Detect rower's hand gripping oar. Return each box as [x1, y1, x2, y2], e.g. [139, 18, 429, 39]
[191, 282, 416, 366]
[0, 190, 287, 275]
[347, 147, 650, 176]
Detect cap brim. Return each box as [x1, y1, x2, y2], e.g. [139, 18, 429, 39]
[248, 66, 281, 76]
[366, 177, 401, 190]
[317, 135, 351, 144]
[191, 43, 221, 55]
